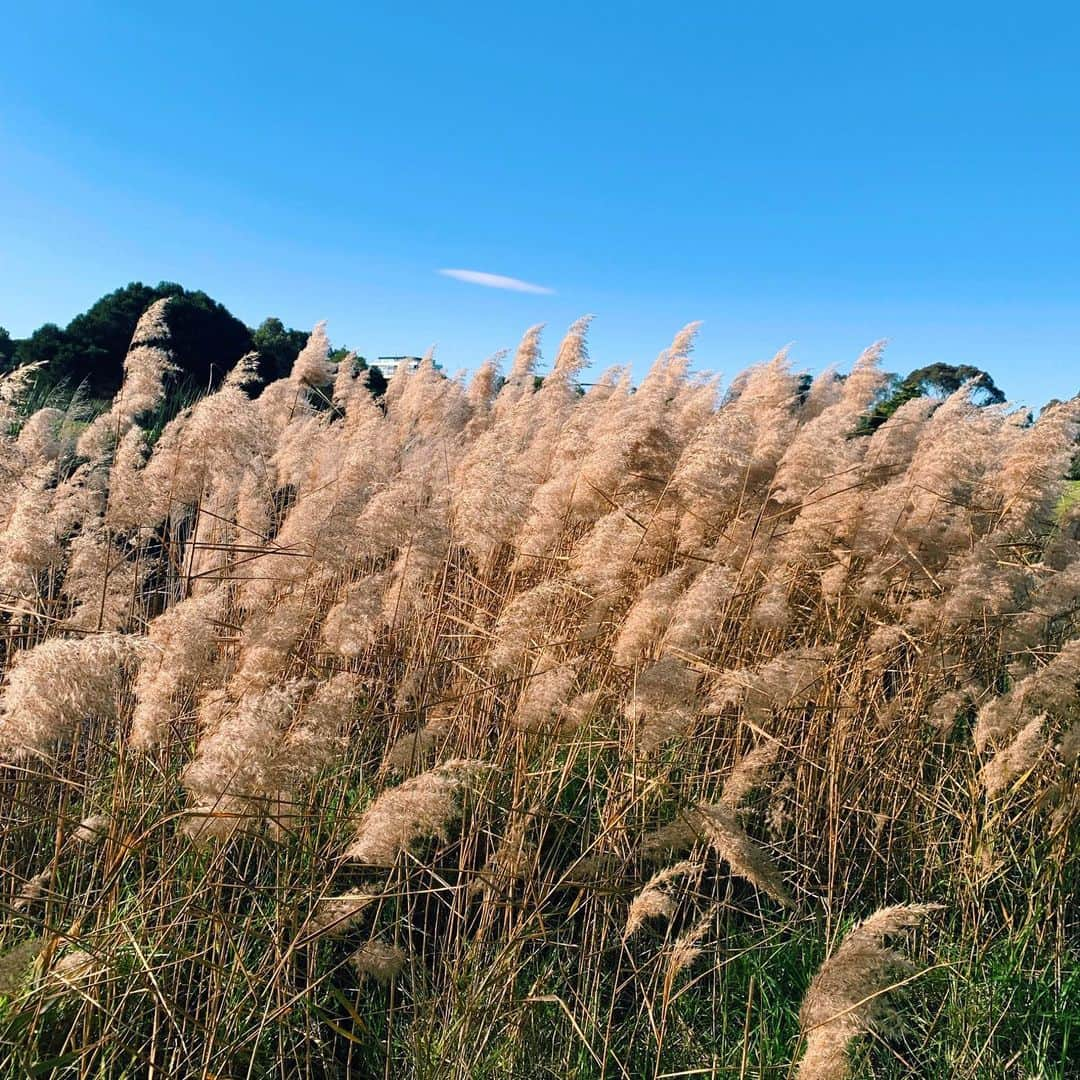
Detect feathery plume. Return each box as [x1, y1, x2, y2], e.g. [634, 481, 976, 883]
[350, 939, 405, 984]
[513, 655, 577, 733]
[383, 712, 452, 773]
[344, 759, 489, 865]
[624, 657, 700, 752]
[665, 908, 713, 982]
[611, 567, 689, 667]
[77, 298, 177, 459]
[664, 560, 737, 655]
[0, 362, 49, 428]
[278, 672, 360, 784]
[467, 352, 504, 416]
[303, 890, 381, 941]
[719, 740, 781, 810]
[291, 322, 335, 389]
[331, 351, 362, 408]
[796, 904, 939, 1079]
[1059, 719, 1080, 767]
[130, 588, 225, 750]
[691, 802, 793, 906]
[489, 581, 572, 674]
[322, 572, 392, 659]
[624, 861, 702, 939]
[16, 406, 65, 464]
[71, 813, 112, 847]
[0, 938, 43, 997]
[62, 525, 146, 632]
[183, 682, 303, 820]
[980, 714, 1046, 798]
[551, 316, 594, 384]
[46, 950, 107, 994]
[559, 688, 605, 733]
[13, 869, 52, 912]
[711, 648, 829, 725]
[0, 634, 146, 760]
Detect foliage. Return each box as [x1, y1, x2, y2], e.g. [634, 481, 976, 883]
[7, 282, 249, 397]
[0, 327, 14, 370]
[855, 362, 1006, 435]
[251, 316, 311, 385]
[3, 284, 382, 404]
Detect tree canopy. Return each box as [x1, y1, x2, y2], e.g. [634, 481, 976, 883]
[6, 283, 252, 397]
[855, 362, 1006, 435]
[0, 326, 13, 370]
[2, 282, 376, 403]
[251, 317, 310, 385]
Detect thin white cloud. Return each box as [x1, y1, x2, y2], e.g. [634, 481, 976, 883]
[438, 268, 554, 295]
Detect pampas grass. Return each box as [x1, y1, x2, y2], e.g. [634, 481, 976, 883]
[796, 904, 940, 1078]
[344, 759, 489, 866]
[0, 309, 1076, 1078]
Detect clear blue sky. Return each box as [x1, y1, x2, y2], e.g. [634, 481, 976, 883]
[2, 2, 1078, 404]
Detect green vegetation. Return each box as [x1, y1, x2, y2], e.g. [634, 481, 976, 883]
[0, 281, 385, 402]
[854, 362, 1006, 435]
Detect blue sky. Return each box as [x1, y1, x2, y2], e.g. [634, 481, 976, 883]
[1, 2, 1078, 404]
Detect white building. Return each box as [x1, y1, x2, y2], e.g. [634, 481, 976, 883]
[372, 355, 442, 379]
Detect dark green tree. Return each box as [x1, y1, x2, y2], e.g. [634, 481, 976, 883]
[60, 281, 165, 389]
[11, 323, 70, 373]
[153, 286, 252, 391]
[5, 285, 385, 409]
[855, 362, 1005, 435]
[0, 326, 13, 371]
[10, 282, 252, 398]
[251, 317, 310, 385]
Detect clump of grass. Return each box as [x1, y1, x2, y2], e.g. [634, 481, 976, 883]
[0, 312, 1077, 1077]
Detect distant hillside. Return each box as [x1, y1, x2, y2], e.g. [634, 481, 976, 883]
[0, 281, 386, 399]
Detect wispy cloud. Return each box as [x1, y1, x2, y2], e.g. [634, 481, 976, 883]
[438, 268, 554, 295]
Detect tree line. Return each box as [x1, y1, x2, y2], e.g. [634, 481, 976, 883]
[3, 282, 1074, 478]
[0, 281, 387, 401]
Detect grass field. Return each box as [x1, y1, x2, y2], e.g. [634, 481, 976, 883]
[0, 307, 1077, 1078]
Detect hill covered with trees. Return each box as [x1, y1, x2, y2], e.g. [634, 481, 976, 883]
[0, 282, 387, 399]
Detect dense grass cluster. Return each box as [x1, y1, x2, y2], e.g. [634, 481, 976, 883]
[0, 302, 1077, 1078]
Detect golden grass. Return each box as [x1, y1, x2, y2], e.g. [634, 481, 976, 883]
[0, 309, 1077, 1077]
